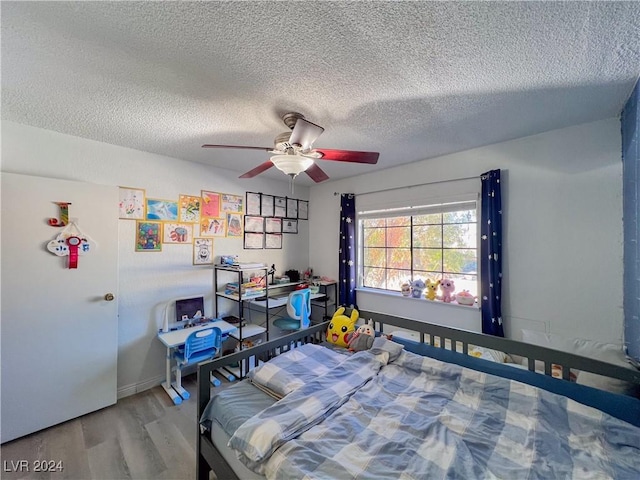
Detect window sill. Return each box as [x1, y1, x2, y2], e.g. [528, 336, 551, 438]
[355, 287, 480, 310]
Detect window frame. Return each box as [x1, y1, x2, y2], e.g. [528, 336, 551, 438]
[356, 197, 480, 297]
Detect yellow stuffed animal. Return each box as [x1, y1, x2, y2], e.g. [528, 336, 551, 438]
[327, 307, 358, 348]
[425, 279, 440, 300]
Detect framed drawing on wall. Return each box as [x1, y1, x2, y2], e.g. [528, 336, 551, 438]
[146, 198, 178, 221]
[298, 200, 308, 220]
[286, 198, 298, 218]
[244, 215, 264, 233]
[282, 219, 298, 234]
[179, 194, 201, 223]
[265, 233, 282, 249]
[135, 221, 161, 251]
[226, 213, 243, 237]
[193, 238, 213, 265]
[200, 217, 226, 237]
[246, 192, 261, 216]
[265, 217, 282, 233]
[274, 196, 286, 217]
[119, 186, 146, 220]
[163, 222, 194, 244]
[261, 194, 274, 217]
[201, 190, 221, 218]
[244, 232, 264, 249]
[221, 193, 243, 214]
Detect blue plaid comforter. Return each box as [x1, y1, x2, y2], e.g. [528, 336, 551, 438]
[229, 343, 640, 479]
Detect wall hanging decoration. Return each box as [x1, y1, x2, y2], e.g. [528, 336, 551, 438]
[274, 196, 286, 217]
[244, 215, 264, 233]
[193, 238, 214, 265]
[146, 198, 178, 220]
[163, 222, 193, 244]
[47, 220, 95, 268]
[261, 194, 274, 217]
[200, 216, 226, 237]
[244, 232, 264, 249]
[48, 202, 72, 226]
[136, 221, 162, 251]
[298, 200, 309, 220]
[246, 192, 261, 216]
[265, 233, 282, 249]
[286, 198, 298, 218]
[226, 213, 243, 237]
[221, 193, 243, 214]
[119, 186, 146, 219]
[283, 219, 298, 234]
[179, 194, 201, 223]
[265, 217, 282, 233]
[201, 190, 221, 218]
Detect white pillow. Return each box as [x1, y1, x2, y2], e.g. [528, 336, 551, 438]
[520, 329, 639, 397]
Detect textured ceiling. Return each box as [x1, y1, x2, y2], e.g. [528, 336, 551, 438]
[2, 1, 640, 185]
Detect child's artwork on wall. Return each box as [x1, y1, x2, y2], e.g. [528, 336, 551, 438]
[179, 195, 201, 223]
[200, 217, 226, 237]
[146, 198, 178, 221]
[136, 221, 162, 251]
[119, 187, 146, 220]
[163, 222, 193, 244]
[226, 213, 243, 237]
[201, 190, 220, 218]
[221, 193, 243, 214]
[193, 238, 213, 265]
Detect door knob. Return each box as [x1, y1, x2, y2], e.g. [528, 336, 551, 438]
[104, 293, 115, 301]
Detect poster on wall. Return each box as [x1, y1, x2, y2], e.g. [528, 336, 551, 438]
[193, 238, 214, 265]
[226, 213, 243, 237]
[146, 198, 178, 221]
[179, 195, 201, 223]
[163, 222, 193, 244]
[119, 187, 146, 220]
[200, 217, 226, 237]
[221, 193, 243, 214]
[136, 221, 162, 251]
[201, 190, 221, 218]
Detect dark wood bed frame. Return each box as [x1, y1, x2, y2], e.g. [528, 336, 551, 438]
[196, 310, 640, 480]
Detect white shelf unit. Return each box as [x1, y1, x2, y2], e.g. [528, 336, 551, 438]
[213, 265, 269, 345]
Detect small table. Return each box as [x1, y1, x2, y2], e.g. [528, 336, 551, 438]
[157, 320, 237, 405]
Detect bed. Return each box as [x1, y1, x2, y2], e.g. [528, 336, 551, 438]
[196, 310, 640, 480]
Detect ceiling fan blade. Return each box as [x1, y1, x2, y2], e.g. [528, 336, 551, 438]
[305, 163, 330, 183]
[288, 118, 325, 150]
[239, 161, 274, 178]
[202, 144, 272, 151]
[313, 148, 379, 164]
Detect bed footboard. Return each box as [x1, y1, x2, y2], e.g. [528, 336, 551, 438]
[196, 321, 328, 480]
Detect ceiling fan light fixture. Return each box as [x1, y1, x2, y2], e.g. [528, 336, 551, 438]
[270, 154, 314, 178]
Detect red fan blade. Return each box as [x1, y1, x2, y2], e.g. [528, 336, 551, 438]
[288, 118, 324, 150]
[239, 161, 274, 178]
[202, 144, 272, 151]
[313, 149, 379, 164]
[305, 163, 330, 183]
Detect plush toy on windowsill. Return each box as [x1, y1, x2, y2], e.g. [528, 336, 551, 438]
[411, 279, 426, 298]
[425, 279, 440, 300]
[439, 278, 456, 303]
[347, 319, 376, 352]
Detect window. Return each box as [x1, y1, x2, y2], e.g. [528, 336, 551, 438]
[358, 200, 478, 296]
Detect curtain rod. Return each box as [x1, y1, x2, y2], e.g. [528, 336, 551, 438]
[333, 174, 479, 197]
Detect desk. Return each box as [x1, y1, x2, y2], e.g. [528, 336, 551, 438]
[157, 320, 237, 405]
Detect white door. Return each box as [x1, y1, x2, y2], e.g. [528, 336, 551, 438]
[1, 173, 119, 443]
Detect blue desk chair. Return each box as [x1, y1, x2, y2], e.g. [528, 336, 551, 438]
[273, 289, 311, 331]
[173, 327, 222, 398]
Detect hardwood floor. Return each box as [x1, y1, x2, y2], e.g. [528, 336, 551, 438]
[0, 375, 207, 480]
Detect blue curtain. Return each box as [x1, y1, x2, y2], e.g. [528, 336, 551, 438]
[480, 170, 504, 337]
[339, 194, 357, 308]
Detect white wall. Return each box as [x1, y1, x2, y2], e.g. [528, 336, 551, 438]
[309, 118, 624, 344]
[1, 121, 310, 396]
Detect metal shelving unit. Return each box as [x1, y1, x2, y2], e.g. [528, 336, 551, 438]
[213, 265, 269, 344]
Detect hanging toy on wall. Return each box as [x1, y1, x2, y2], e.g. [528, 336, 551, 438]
[47, 220, 95, 269]
[48, 202, 72, 226]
